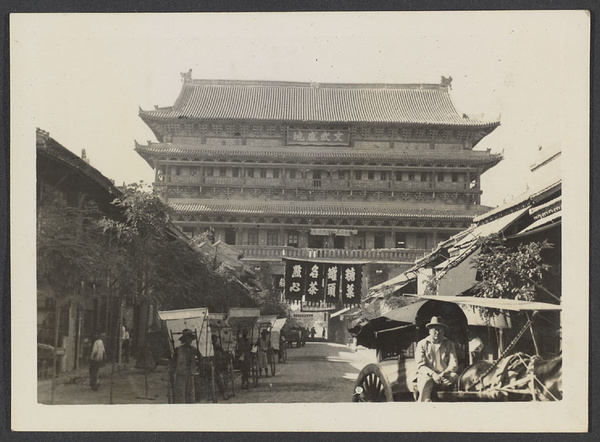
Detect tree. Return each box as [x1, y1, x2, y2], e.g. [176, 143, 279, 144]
[472, 234, 555, 302]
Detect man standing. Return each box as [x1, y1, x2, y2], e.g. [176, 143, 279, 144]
[237, 329, 251, 389]
[414, 316, 458, 402]
[89, 333, 107, 391]
[171, 329, 200, 403]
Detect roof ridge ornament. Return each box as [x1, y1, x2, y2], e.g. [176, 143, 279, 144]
[440, 75, 453, 89]
[181, 69, 192, 83]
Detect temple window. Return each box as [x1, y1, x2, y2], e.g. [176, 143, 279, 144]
[287, 232, 299, 248]
[437, 173, 444, 182]
[368, 171, 374, 180]
[205, 167, 213, 177]
[232, 168, 240, 178]
[395, 171, 402, 181]
[273, 169, 280, 179]
[395, 232, 407, 248]
[421, 173, 428, 182]
[354, 171, 362, 180]
[380, 172, 388, 181]
[247, 168, 254, 178]
[247, 230, 259, 245]
[267, 231, 279, 246]
[219, 167, 227, 177]
[289, 170, 296, 179]
[374, 233, 385, 249]
[260, 170, 267, 178]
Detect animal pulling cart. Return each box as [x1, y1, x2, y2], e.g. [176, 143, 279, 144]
[351, 295, 562, 402]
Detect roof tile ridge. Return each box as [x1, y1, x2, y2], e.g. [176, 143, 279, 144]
[188, 78, 449, 91]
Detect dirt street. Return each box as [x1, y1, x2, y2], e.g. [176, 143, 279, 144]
[38, 342, 375, 405]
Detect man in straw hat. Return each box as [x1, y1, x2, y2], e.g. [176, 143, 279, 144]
[414, 316, 459, 402]
[171, 329, 201, 403]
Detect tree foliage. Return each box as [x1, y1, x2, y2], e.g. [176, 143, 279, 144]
[472, 234, 554, 301]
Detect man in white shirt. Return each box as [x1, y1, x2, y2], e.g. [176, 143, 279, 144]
[89, 333, 107, 391]
[414, 316, 459, 402]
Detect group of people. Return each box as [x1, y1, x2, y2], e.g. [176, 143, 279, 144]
[235, 328, 272, 390]
[170, 329, 229, 403]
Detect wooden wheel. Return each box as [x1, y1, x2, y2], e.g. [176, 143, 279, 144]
[210, 362, 217, 403]
[251, 356, 259, 387]
[268, 348, 276, 376]
[352, 364, 394, 402]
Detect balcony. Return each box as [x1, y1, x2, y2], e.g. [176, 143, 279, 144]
[165, 176, 470, 193]
[236, 246, 428, 263]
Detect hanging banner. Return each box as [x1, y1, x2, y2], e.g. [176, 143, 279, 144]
[273, 275, 285, 292]
[284, 260, 306, 304]
[324, 263, 341, 307]
[341, 264, 362, 307]
[305, 262, 325, 306]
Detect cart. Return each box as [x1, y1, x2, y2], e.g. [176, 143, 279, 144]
[158, 308, 218, 403]
[351, 295, 562, 402]
[271, 318, 288, 364]
[209, 313, 236, 399]
[255, 315, 278, 377]
[228, 307, 261, 388]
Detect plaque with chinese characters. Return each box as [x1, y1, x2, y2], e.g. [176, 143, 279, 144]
[286, 128, 350, 146]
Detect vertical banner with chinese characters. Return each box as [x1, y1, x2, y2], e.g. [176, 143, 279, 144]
[305, 263, 325, 306]
[284, 260, 306, 304]
[324, 263, 341, 307]
[341, 264, 362, 307]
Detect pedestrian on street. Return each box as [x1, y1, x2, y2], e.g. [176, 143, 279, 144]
[211, 334, 228, 400]
[414, 316, 459, 402]
[310, 327, 316, 340]
[237, 329, 251, 389]
[171, 329, 201, 404]
[256, 329, 270, 377]
[322, 328, 326, 339]
[121, 324, 130, 364]
[89, 332, 106, 391]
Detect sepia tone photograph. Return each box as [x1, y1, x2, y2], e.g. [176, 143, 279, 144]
[10, 11, 589, 432]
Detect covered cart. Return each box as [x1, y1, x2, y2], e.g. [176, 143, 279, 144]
[228, 307, 261, 388]
[209, 313, 236, 398]
[254, 315, 278, 377]
[351, 295, 562, 402]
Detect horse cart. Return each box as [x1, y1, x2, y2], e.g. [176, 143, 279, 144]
[228, 307, 261, 388]
[351, 294, 562, 403]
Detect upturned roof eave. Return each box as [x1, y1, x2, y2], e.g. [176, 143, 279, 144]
[138, 110, 500, 129]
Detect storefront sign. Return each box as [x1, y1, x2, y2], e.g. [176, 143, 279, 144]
[287, 128, 350, 146]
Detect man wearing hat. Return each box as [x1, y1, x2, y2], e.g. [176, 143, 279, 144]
[414, 316, 459, 402]
[171, 329, 201, 403]
[256, 328, 271, 377]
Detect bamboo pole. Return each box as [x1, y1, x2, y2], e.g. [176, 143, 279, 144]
[50, 302, 61, 405]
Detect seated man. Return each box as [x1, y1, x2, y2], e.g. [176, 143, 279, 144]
[414, 316, 459, 402]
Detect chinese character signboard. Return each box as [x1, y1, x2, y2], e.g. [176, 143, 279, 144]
[284, 260, 306, 303]
[286, 128, 350, 146]
[341, 264, 362, 307]
[305, 263, 325, 306]
[283, 258, 363, 308]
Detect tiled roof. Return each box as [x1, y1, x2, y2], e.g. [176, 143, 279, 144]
[140, 78, 500, 128]
[135, 142, 502, 166]
[170, 202, 489, 220]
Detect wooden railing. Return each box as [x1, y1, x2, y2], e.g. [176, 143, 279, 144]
[235, 246, 428, 263]
[166, 176, 470, 192]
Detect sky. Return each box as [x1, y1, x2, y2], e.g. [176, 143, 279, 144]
[11, 11, 589, 207]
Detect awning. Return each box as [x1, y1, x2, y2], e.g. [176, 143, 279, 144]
[329, 307, 350, 319]
[405, 294, 561, 312]
[383, 300, 427, 323]
[454, 207, 530, 248]
[517, 211, 561, 235]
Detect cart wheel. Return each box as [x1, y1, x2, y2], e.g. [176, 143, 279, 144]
[251, 357, 259, 387]
[352, 364, 394, 402]
[268, 349, 276, 376]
